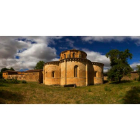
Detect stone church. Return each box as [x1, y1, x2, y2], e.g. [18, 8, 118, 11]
[43, 49, 104, 86]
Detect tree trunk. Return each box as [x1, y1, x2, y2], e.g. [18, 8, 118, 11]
[119, 78, 121, 83]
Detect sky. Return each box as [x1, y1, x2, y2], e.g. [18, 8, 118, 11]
[0, 36, 140, 72]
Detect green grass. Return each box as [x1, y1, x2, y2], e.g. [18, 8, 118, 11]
[0, 80, 140, 104]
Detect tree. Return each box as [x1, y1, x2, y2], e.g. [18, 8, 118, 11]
[34, 61, 45, 69]
[1, 68, 9, 73]
[0, 72, 2, 79]
[106, 49, 133, 82]
[10, 67, 15, 71]
[1, 67, 15, 73]
[136, 65, 140, 81]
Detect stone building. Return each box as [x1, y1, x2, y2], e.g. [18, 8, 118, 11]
[43, 49, 104, 86]
[2, 70, 20, 79]
[3, 69, 43, 83]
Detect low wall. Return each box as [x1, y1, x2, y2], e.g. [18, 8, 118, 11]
[6, 73, 42, 82]
[104, 72, 139, 81]
[7, 75, 26, 80]
[122, 72, 139, 80]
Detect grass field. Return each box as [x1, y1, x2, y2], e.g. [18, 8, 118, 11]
[0, 80, 140, 104]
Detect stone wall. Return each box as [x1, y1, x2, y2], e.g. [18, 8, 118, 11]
[6, 71, 43, 83]
[93, 63, 104, 84]
[104, 72, 139, 81]
[44, 62, 61, 85]
[7, 75, 26, 80]
[64, 60, 87, 86]
[122, 72, 139, 80]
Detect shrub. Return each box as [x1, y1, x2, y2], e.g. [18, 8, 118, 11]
[88, 88, 92, 92]
[134, 78, 137, 81]
[104, 86, 111, 91]
[0, 79, 20, 84]
[22, 80, 27, 84]
[11, 79, 20, 84]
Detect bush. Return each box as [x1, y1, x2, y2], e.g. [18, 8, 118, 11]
[104, 86, 111, 91]
[0, 79, 6, 83]
[12, 79, 20, 84]
[88, 89, 92, 92]
[134, 78, 137, 81]
[22, 80, 27, 84]
[0, 78, 20, 84]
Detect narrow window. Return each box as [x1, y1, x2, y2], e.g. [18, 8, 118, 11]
[73, 53, 75, 58]
[46, 72, 47, 77]
[64, 54, 66, 59]
[94, 71, 97, 77]
[52, 71, 55, 77]
[74, 65, 78, 77]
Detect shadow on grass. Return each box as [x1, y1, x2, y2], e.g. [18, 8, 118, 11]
[0, 83, 9, 87]
[110, 80, 133, 84]
[0, 90, 24, 104]
[123, 86, 140, 104]
[104, 80, 109, 84]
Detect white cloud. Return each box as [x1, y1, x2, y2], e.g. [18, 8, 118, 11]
[82, 36, 126, 42]
[66, 38, 79, 49]
[130, 62, 140, 70]
[81, 36, 140, 46]
[0, 36, 62, 71]
[82, 49, 111, 72]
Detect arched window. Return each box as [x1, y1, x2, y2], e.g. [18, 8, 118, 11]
[74, 65, 78, 77]
[52, 71, 55, 77]
[64, 54, 66, 59]
[73, 53, 75, 58]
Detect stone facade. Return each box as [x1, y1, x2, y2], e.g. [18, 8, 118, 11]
[3, 70, 43, 83]
[43, 49, 104, 86]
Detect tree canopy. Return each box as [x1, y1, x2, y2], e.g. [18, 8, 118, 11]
[106, 49, 133, 82]
[0, 67, 15, 79]
[1, 67, 15, 73]
[0, 72, 2, 79]
[34, 61, 45, 70]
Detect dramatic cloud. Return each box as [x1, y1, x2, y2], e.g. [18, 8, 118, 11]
[81, 36, 140, 46]
[82, 49, 110, 72]
[0, 36, 62, 71]
[81, 36, 126, 42]
[130, 62, 140, 71]
[66, 38, 79, 49]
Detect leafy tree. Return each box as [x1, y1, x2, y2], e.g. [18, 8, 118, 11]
[106, 49, 133, 82]
[0, 72, 2, 79]
[34, 61, 45, 69]
[136, 65, 140, 81]
[1, 67, 15, 73]
[1, 68, 9, 73]
[10, 67, 15, 71]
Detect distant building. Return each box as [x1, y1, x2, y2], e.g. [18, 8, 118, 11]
[43, 49, 104, 86]
[3, 69, 43, 83]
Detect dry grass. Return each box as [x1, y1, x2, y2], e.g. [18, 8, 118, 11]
[0, 81, 140, 104]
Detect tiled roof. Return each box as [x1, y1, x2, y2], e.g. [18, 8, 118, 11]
[4, 70, 17, 73]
